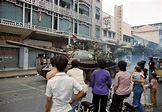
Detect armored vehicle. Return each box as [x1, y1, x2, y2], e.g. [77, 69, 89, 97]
[6, 40, 117, 81]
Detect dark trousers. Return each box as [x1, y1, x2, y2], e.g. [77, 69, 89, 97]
[109, 93, 130, 112]
[92, 93, 108, 112]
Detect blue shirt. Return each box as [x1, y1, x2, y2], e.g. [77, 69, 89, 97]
[133, 74, 142, 84]
[89, 68, 112, 95]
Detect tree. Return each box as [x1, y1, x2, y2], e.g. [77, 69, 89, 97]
[132, 44, 146, 55]
[132, 44, 147, 62]
[114, 49, 129, 60]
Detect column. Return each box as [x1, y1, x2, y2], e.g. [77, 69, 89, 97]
[19, 47, 28, 70]
[23, 3, 25, 27]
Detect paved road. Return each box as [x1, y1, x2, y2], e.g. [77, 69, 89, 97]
[0, 71, 162, 112]
[0, 75, 46, 112]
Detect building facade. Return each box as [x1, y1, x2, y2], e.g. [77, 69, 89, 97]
[132, 24, 162, 44]
[101, 5, 133, 61]
[0, 0, 102, 70]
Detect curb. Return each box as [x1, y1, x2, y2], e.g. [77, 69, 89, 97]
[0, 73, 38, 79]
[0, 69, 38, 79]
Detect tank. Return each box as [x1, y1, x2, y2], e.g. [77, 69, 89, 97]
[6, 40, 117, 81]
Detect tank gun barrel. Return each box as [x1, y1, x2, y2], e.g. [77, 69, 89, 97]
[6, 40, 67, 55]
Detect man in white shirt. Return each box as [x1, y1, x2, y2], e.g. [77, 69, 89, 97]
[45, 56, 85, 112]
[67, 59, 87, 112]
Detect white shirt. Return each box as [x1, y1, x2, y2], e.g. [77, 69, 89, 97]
[67, 68, 88, 94]
[45, 72, 82, 112]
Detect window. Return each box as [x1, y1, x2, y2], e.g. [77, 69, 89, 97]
[112, 33, 115, 38]
[95, 7, 100, 20]
[60, 0, 70, 9]
[103, 30, 107, 37]
[74, 23, 77, 34]
[160, 30, 162, 36]
[54, 17, 57, 30]
[108, 32, 111, 38]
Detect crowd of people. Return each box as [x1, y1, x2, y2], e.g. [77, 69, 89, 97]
[44, 55, 159, 112]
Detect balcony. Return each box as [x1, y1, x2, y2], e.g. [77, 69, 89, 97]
[0, 18, 93, 41]
[79, 13, 91, 23]
[17, 0, 91, 23]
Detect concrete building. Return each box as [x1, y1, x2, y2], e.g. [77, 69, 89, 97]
[102, 5, 133, 61]
[0, 0, 102, 70]
[132, 24, 162, 44]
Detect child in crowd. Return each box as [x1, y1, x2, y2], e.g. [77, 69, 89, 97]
[149, 72, 158, 107]
[142, 68, 150, 106]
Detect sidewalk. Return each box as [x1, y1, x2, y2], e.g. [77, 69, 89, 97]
[0, 69, 38, 79]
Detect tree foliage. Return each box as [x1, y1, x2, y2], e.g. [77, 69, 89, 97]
[114, 49, 129, 57]
[132, 44, 146, 55]
[132, 42, 162, 57]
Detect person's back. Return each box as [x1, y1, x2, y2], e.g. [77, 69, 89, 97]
[110, 60, 131, 112]
[67, 59, 87, 112]
[45, 56, 85, 112]
[115, 71, 131, 95]
[89, 58, 112, 112]
[67, 59, 87, 93]
[47, 74, 79, 111]
[90, 68, 111, 95]
[46, 57, 57, 80]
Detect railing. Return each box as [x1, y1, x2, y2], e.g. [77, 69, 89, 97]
[79, 13, 91, 23]
[0, 18, 93, 40]
[59, 7, 73, 17]
[0, 18, 51, 32]
[17, 0, 91, 24]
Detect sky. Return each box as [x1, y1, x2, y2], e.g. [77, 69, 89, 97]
[102, 0, 162, 26]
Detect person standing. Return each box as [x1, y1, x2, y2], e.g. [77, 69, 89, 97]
[148, 57, 155, 81]
[89, 58, 112, 112]
[67, 59, 88, 112]
[109, 60, 131, 112]
[132, 66, 146, 94]
[135, 61, 150, 107]
[45, 55, 85, 112]
[132, 66, 145, 112]
[46, 57, 57, 80]
[149, 72, 158, 107]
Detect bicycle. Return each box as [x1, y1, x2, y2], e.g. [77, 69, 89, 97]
[107, 89, 138, 112]
[75, 93, 95, 112]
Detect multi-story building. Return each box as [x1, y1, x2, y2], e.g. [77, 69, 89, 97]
[0, 0, 102, 70]
[132, 24, 162, 44]
[102, 5, 133, 60]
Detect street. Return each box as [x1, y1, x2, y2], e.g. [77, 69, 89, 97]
[0, 68, 162, 112]
[0, 75, 46, 112]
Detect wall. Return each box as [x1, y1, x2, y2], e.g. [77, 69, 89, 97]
[134, 31, 160, 44]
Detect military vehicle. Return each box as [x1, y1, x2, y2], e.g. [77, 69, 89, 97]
[6, 40, 117, 81]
